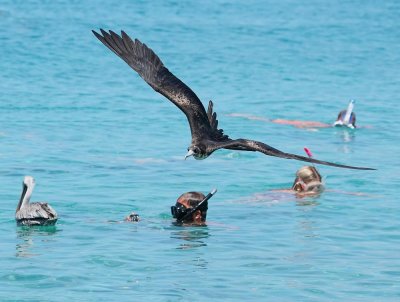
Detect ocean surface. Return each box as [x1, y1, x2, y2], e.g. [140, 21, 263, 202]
[1, 0, 399, 301]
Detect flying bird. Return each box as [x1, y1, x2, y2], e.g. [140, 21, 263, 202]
[16, 176, 58, 226]
[92, 29, 374, 170]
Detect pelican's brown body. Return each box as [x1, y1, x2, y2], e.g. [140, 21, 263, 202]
[15, 176, 58, 226]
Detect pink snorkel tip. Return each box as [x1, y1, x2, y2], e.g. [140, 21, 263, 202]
[304, 147, 313, 158]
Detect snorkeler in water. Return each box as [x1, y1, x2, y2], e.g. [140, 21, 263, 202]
[124, 212, 140, 222]
[291, 165, 325, 197]
[236, 165, 325, 204]
[333, 100, 356, 129]
[228, 100, 359, 129]
[290, 149, 324, 196]
[171, 189, 217, 225]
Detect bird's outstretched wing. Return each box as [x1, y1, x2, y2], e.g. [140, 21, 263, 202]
[210, 139, 375, 170]
[92, 29, 214, 140]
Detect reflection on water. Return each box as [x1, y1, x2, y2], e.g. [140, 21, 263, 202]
[16, 225, 58, 258]
[170, 227, 210, 270]
[170, 227, 210, 250]
[295, 198, 320, 240]
[333, 128, 357, 153]
[337, 128, 356, 144]
[296, 199, 320, 207]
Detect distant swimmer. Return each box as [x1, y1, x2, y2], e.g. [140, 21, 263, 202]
[92, 30, 373, 170]
[273, 149, 325, 197]
[15, 176, 58, 226]
[333, 100, 356, 129]
[229, 100, 359, 129]
[240, 150, 371, 204]
[124, 212, 140, 222]
[247, 163, 373, 204]
[171, 189, 217, 225]
[234, 165, 324, 205]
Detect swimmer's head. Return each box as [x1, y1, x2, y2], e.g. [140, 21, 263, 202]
[171, 192, 208, 225]
[333, 100, 356, 128]
[292, 166, 324, 194]
[334, 110, 356, 128]
[124, 212, 140, 222]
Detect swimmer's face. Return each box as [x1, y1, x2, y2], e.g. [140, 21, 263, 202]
[303, 181, 324, 193]
[192, 207, 203, 222]
[180, 200, 206, 223]
[172, 199, 207, 225]
[293, 179, 324, 194]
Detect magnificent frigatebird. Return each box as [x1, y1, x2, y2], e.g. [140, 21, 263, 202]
[92, 29, 374, 170]
[16, 176, 58, 226]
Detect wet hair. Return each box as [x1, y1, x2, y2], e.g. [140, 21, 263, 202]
[177, 192, 206, 207]
[292, 166, 323, 192]
[337, 110, 356, 127]
[297, 166, 322, 183]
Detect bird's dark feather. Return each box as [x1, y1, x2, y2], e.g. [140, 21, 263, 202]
[206, 101, 230, 141]
[93, 29, 227, 141]
[210, 139, 375, 170]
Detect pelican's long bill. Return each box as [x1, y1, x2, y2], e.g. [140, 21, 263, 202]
[16, 183, 28, 213]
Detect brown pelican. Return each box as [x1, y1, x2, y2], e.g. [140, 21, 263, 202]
[92, 29, 374, 170]
[15, 176, 58, 226]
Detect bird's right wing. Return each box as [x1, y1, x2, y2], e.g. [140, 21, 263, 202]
[92, 29, 213, 140]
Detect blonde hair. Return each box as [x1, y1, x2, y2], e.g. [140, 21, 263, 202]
[296, 166, 322, 183]
[292, 166, 323, 192]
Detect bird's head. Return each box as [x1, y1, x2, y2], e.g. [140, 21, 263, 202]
[185, 144, 209, 160]
[23, 176, 35, 188]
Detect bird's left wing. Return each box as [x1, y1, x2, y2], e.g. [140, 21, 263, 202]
[210, 139, 375, 170]
[92, 29, 213, 140]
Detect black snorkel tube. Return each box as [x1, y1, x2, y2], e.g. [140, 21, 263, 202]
[176, 188, 217, 223]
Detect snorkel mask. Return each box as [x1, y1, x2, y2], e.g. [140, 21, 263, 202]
[292, 162, 325, 194]
[171, 189, 217, 223]
[293, 179, 325, 194]
[333, 100, 356, 129]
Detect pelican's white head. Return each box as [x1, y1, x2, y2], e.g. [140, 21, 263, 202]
[23, 176, 36, 188]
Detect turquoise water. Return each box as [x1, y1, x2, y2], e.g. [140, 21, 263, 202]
[1, 0, 399, 300]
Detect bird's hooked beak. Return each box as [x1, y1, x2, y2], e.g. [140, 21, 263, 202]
[185, 149, 195, 160]
[16, 183, 28, 213]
